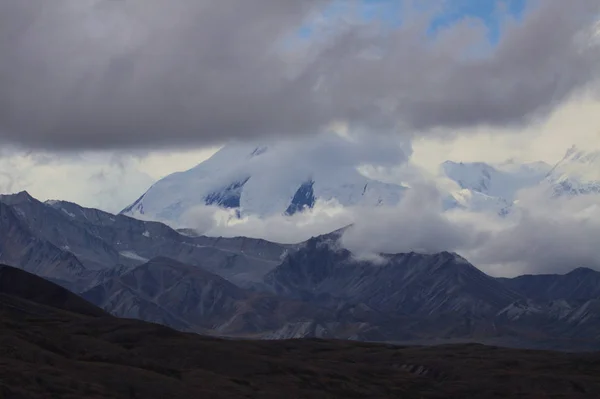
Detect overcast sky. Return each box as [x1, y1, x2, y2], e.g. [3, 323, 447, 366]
[1, 0, 599, 149]
[0, 0, 598, 204]
[1, 0, 599, 275]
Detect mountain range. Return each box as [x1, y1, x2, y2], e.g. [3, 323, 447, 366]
[121, 142, 600, 226]
[4, 264, 600, 398]
[1, 191, 600, 350]
[442, 145, 600, 215]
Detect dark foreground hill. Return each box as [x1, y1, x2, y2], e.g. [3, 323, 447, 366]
[0, 265, 108, 318]
[2, 265, 600, 398]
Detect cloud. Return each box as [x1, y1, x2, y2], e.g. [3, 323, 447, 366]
[345, 183, 600, 276]
[410, 94, 600, 173]
[0, 130, 411, 215]
[0, 148, 155, 213]
[175, 181, 480, 256]
[184, 199, 355, 244]
[0, 0, 598, 149]
[0, 0, 598, 276]
[177, 177, 600, 277]
[465, 186, 600, 276]
[339, 182, 486, 254]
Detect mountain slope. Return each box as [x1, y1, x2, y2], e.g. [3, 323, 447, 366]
[441, 146, 600, 214]
[121, 141, 408, 224]
[0, 192, 287, 290]
[441, 160, 551, 215]
[500, 267, 600, 302]
[0, 198, 90, 288]
[264, 234, 521, 317]
[121, 143, 598, 225]
[1, 191, 122, 271]
[442, 160, 551, 201]
[443, 188, 513, 215]
[46, 198, 288, 286]
[82, 257, 349, 338]
[82, 257, 248, 332]
[262, 232, 600, 347]
[3, 192, 600, 349]
[0, 264, 107, 317]
[545, 146, 600, 197]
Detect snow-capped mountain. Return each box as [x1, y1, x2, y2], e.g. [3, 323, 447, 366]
[441, 160, 552, 215]
[121, 141, 408, 225]
[442, 145, 600, 215]
[442, 160, 552, 201]
[545, 146, 600, 197]
[443, 188, 513, 215]
[121, 139, 598, 227]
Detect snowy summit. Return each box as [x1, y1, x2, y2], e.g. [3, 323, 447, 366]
[121, 140, 409, 225]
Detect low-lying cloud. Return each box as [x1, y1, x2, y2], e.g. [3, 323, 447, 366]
[0, 0, 599, 149]
[180, 181, 600, 277]
[467, 188, 600, 276]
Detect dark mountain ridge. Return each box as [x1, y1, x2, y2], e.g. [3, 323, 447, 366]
[1, 191, 600, 350]
[499, 267, 600, 302]
[265, 239, 521, 317]
[0, 264, 106, 317]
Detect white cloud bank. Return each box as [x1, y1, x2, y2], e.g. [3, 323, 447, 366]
[179, 180, 600, 277]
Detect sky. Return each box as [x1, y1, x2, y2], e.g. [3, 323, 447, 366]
[0, 0, 600, 275]
[0, 0, 598, 206]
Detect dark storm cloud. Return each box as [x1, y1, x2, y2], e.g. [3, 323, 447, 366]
[0, 0, 599, 149]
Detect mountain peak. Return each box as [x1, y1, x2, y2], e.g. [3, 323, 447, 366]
[565, 145, 581, 159]
[558, 145, 600, 165]
[441, 159, 550, 207]
[0, 190, 35, 205]
[266, 242, 519, 317]
[566, 266, 599, 277]
[121, 140, 407, 226]
[545, 144, 600, 197]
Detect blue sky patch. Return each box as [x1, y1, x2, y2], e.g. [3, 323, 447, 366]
[429, 0, 528, 43]
[297, 0, 530, 44]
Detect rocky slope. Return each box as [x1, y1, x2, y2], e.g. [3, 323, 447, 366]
[82, 257, 347, 338]
[0, 197, 91, 288]
[499, 267, 600, 301]
[263, 232, 600, 348]
[265, 238, 520, 317]
[0, 191, 286, 290]
[442, 160, 551, 201]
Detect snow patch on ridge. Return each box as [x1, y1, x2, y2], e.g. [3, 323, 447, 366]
[119, 251, 149, 262]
